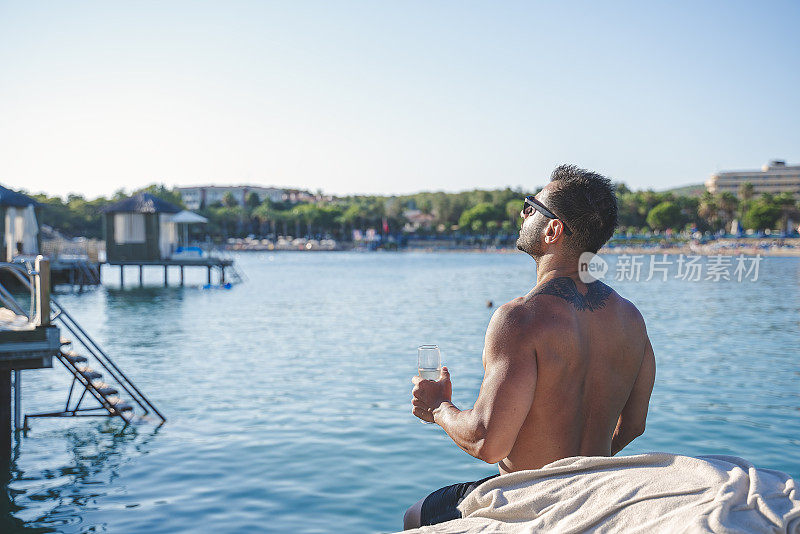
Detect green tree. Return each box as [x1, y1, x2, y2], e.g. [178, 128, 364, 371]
[207, 205, 248, 237]
[253, 201, 285, 236]
[134, 184, 185, 207]
[506, 199, 523, 229]
[245, 192, 261, 209]
[774, 192, 799, 234]
[716, 192, 739, 233]
[739, 182, 754, 202]
[697, 192, 721, 232]
[743, 202, 780, 231]
[458, 202, 501, 230]
[646, 201, 682, 231]
[222, 192, 239, 208]
[737, 182, 754, 222]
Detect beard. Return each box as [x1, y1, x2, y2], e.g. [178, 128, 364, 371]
[516, 218, 546, 260]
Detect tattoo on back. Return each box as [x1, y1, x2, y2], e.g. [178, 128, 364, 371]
[532, 277, 613, 312]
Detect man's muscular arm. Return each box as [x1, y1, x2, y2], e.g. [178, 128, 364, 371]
[611, 334, 655, 455]
[416, 303, 537, 464]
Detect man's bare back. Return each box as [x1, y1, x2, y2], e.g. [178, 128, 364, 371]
[497, 274, 655, 473]
[410, 272, 655, 475]
[405, 165, 655, 529]
[405, 273, 656, 529]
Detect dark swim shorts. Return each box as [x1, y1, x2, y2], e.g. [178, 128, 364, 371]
[419, 474, 500, 526]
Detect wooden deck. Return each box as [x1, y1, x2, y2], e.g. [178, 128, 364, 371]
[106, 258, 233, 267]
[0, 326, 59, 372]
[0, 259, 61, 468]
[104, 257, 236, 287]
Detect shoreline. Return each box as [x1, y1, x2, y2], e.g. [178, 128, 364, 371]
[228, 240, 800, 257]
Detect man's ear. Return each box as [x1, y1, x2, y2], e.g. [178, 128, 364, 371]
[543, 220, 566, 244]
[543, 221, 558, 244]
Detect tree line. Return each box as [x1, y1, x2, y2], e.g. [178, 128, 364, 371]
[31, 181, 800, 242]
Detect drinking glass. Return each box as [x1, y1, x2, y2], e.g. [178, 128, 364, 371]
[417, 345, 441, 424]
[418, 344, 441, 380]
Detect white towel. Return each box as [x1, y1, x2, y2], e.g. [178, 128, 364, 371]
[403, 453, 800, 533]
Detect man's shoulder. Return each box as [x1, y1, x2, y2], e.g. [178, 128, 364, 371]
[612, 291, 646, 329]
[486, 300, 525, 336]
[490, 297, 553, 339]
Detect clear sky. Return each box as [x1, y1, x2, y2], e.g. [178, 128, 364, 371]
[1, 1, 798, 199]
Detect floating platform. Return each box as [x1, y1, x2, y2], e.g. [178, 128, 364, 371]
[105, 258, 240, 287]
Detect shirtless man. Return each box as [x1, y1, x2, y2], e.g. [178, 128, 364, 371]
[404, 165, 656, 529]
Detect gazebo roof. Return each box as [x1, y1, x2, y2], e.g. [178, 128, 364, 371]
[170, 210, 208, 224]
[0, 186, 38, 208]
[103, 193, 182, 214]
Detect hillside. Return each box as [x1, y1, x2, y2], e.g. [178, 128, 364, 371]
[661, 183, 706, 198]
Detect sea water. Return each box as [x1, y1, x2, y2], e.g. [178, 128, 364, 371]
[8, 252, 800, 533]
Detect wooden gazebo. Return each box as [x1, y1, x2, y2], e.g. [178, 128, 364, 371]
[102, 193, 235, 287]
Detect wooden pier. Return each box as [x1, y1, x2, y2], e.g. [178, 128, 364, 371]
[0, 258, 60, 469]
[51, 257, 102, 288]
[106, 258, 236, 288]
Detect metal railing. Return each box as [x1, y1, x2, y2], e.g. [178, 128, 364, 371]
[4, 261, 165, 423]
[0, 263, 36, 319]
[40, 238, 103, 263]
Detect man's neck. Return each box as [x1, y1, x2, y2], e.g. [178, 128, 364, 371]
[534, 253, 582, 287]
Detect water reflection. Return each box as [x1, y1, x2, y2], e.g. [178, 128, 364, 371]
[4, 423, 159, 534]
[104, 287, 186, 311]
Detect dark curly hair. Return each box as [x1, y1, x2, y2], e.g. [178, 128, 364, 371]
[546, 164, 618, 254]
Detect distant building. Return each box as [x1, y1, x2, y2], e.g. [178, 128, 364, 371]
[705, 160, 800, 197]
[402, 209, 436, 232]
[177, 186, 285, 209]
[0, 186, 40, 261]
[283, 190, 318, 204]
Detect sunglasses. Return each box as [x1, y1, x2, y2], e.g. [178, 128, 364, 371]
[523, 196, 573, 236]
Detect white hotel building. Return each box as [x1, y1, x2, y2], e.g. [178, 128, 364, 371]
[177, 186, 285, 210]
[705, 160, 800, 198]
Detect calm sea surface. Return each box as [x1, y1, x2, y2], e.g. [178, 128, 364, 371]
[7, 252, 800, 533]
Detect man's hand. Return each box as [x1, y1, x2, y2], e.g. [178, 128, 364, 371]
[411, 367, 452, 423]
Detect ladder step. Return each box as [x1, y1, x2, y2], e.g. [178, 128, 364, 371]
[80, 370, 102, 380]
[95, 387, 118, 396]
[63, 352, 87, 364]
[113, 402, 133, 412]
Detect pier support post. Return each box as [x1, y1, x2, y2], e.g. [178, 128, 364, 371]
[180, 266, 184, 286]
[164, 265, 168, 287]
[120, 265, 124, 288]
[139, 265, 144, 287]
[0, 371, 10, 468]
[207, 266, 212, 285]
[13, 371, 20, 431]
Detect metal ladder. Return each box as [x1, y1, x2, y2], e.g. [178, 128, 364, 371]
[223, 263, 246, 285]
[63, 258, 101, 288]
[76, 259, 101, 285]
[0, 262, 166, 428]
